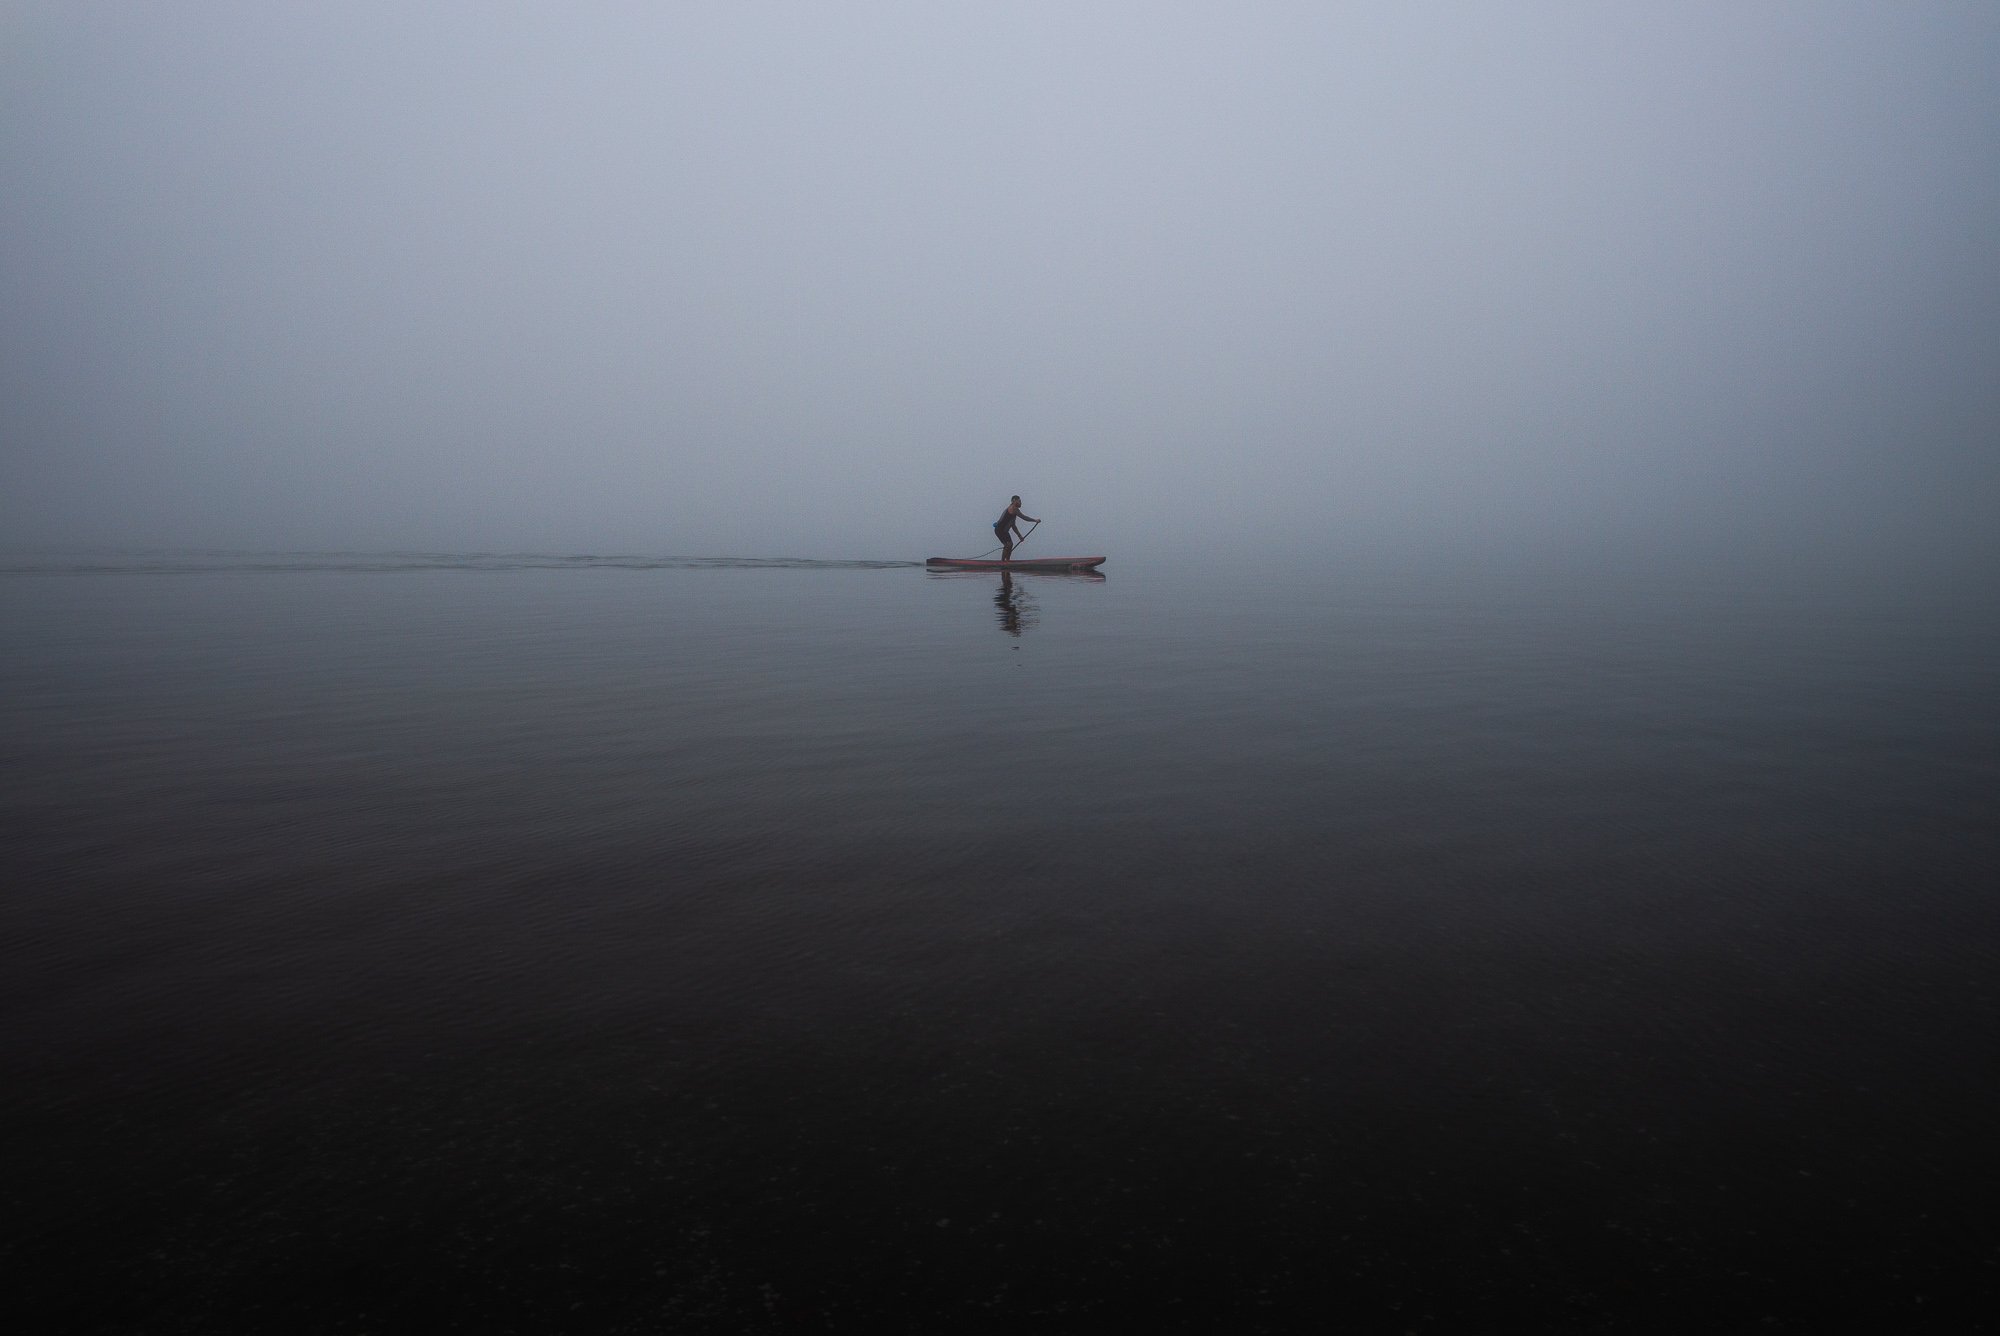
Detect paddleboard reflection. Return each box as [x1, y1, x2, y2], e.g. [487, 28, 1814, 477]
[925, 566, 1105, 636]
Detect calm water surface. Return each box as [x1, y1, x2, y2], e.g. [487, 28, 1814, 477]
[3, 554, 1996, 1331]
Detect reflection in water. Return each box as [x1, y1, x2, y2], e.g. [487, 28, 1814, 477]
[925, 567, 1105, 635]
[994, 572, 1035, 636]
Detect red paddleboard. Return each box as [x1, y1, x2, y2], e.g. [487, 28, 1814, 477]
[926, 556, 1107, 572]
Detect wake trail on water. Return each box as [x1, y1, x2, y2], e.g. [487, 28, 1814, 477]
[0, 552, 924, 575]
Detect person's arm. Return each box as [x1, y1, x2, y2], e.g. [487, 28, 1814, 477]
[1020, 513, 1039, 525]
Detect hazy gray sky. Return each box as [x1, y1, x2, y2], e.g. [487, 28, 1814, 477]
[4, 2, 1996, 567]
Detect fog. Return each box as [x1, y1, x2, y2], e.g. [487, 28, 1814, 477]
[4, 3, 1996, 574]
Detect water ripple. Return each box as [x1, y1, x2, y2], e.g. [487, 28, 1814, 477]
[0, 550, 921, 575]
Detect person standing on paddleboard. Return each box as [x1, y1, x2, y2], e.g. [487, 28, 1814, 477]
[994, 496, 1039, 562]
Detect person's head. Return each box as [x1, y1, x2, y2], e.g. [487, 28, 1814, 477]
[1011, 495, 1021, 504]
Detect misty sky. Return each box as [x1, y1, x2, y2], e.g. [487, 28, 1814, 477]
[3, 2, 1996, 567]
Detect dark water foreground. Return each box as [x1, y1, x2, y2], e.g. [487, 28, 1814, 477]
[3, 554, 1996, 1332]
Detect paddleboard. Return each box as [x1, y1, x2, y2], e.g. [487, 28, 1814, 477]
[926, 556, 1107, 572]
